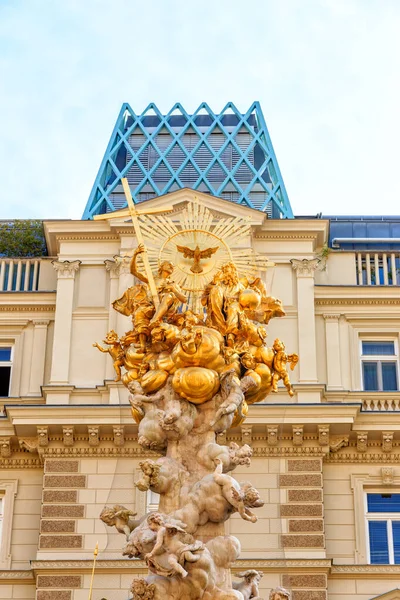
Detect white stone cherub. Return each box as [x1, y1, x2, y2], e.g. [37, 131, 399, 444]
[145, 513, 204, 578]
[271, 338, 298, 397]
[233, 570, 264, 600]
[213, 459, 263, 523]
[99, 504, 142, 540]
[269, 587, 291, 600]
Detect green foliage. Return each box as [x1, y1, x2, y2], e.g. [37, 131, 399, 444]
[0, 220, 47, 257]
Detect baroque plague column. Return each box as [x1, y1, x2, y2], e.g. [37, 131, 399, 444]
[94, 201, 297, 600]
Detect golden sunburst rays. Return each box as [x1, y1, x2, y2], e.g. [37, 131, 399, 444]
[136, 201, 273, 309]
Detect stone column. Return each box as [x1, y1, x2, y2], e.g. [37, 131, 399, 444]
[291, 259, 320, 384]
[27, 320, 49, 396]
[323, 314, 343, 390]
[49, 260, 80, 384]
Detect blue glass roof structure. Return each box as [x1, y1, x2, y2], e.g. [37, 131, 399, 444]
[82, 102, 293, 219]
[325, 216, 400, 250]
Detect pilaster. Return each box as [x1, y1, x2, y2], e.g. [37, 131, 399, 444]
[323, 314, 343, 390]
[49, 261, 80, 390]
[291, 258, 320, 402]
[28, 320, 49, 396]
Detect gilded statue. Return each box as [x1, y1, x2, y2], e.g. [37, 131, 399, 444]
[93, 330, 124, 381]
[94, 200, 300, 599]
[176, 243, 219, 273]
[271, 338, 299, 397]
[113, 283, 154, 351]
[131, 244, 187, 325]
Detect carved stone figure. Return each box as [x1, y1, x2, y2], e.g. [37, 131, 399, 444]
[198, 442, 253, 473]
[100, 504, 144, 540]
[269, 587, 291, 600]
[233, 570, 264, 600]
[145, 513, 205, 578]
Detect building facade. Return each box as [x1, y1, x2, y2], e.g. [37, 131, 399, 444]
[0, 104, 399, 600]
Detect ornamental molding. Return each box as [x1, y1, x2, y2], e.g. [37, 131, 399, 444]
[0, 457, 42, 469]
[252, 446, 325, 457]
[30, 557, 331, 571]
[316, 298, 400, 307]
[0, 570, 34, 580]
[55, 234, 119, 242]
[290, 257, 321, 277]
[52, 260, 81, 279]
[325, 450, 400, 463]
[254, 233, 320, 241]
[332, 564, 400, 574]
[0, 305, 55, 313]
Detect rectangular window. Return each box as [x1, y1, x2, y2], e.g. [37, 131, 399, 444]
[361, 340, 398, 391]
[0, 347, 12, 397]
[367, 493, 400, 564]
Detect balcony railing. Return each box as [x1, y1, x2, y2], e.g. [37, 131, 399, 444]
[356, 252, 400, 285]
[0, 258, 41, 291]
[362, 397, 400, 411]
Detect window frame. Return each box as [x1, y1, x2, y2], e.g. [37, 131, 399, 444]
[0, 481, 18, 569]
[365, 490, 400, 564]
[359, 337, 399, 392]
[0, 344, 13, 398]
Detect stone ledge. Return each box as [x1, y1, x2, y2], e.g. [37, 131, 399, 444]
[42, 504, 84, 518]
[43, 475, 86, 488]
[287, 459, 322, 472]
[292, 592, 326, 600]
[41, 520, 76, 533]
[43, 490, 78, 503]
[280, 474, 322, 487]
[289, 519, 324, 533]
[39, 535, 83, 549]
[281, 504, 323, 517]
[288, 489, 322, 502]
[37, 575, 81, 588]
[281, 534, 325, 548]
[282, 574, 327, 588]
[45, 460, 79, 473]
[37, 592, 71, 600]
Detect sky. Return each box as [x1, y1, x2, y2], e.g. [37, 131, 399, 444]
[1, 0, 400, 219]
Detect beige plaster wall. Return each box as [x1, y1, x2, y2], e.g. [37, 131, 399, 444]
[10, 469, 43, 569]
[328, 577, 400, 600]
[0, 584, 35, 599]
[228, 457, 284, 558]
[324, 463, 371, 564]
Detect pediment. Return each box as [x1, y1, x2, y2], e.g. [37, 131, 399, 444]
[370, 590, 400, 600]
[105, 188, 267, 226]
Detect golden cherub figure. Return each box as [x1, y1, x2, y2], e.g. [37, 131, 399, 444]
[93, 330, 124, 381]
[271, 338, 299, 397]
[176, 244, 219, 273]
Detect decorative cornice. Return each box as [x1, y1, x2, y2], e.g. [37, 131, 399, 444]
[331, 564, 400, 575]
[0, 305, 55, 312]
[55, 234, 119, 242]
[316, 298, 400, 307]
[325, 450, 400, 463]
[0, 570, 34, 580]
[30, 557, 331, 572]
[0, 457, 42, 469]
[252, 446, 325, 457]
[254, 234, 319, 241]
